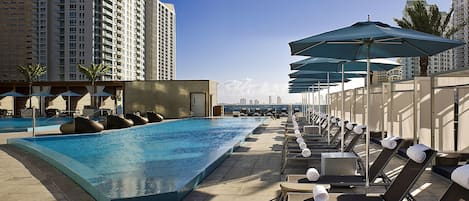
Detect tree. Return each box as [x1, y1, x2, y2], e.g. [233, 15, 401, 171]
[394, 1, 463, 76]
[17, 64, 47, 108]
[78, 63, 110, 108]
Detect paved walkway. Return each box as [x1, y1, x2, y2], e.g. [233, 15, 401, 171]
[183, 118, 285, 201]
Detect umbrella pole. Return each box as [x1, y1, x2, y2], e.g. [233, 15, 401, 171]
[311, 83, 316, 121]
[68, 96, 71, 117]
[365, 44, 371, 188]
[327, 72, 331, 144]
[318, 80, 321, 135]
[303, 90, 311, 123]
[341, 63, 345, 152]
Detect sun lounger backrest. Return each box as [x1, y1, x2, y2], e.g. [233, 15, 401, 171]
[328, 125, 341, 143]
[335, 128, 354, 149]
[344, 131, 363, 152]
[383, 149, 436, 201]
[369, 139, 403, 181]
[439, 182, 469, 201]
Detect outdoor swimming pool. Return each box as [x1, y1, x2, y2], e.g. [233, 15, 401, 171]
[0, 117, 72, 133]
[8, 117, 265, 201]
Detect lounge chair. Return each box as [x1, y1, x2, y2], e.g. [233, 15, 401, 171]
[285, 144, 437, 201]
[106, 114, 134, 129]
[281, 126, 365, 174]
[439, 164, 469, 201]
[253, 108, 261, 116]
[125, 113, 149, 125]
[278, 138, 404, 200]
[147, 111, 164, 122]
[240, 108, 248, 116]
[60, 116, 104, 134]
[280, 108, 288, 117]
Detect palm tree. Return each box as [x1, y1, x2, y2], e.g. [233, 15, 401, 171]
[78, 63, 110, 108]
[17, 64, 47, 108]
[394, 1, 463, 76]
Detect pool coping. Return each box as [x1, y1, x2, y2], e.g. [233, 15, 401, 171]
[7, 117, 267, 201]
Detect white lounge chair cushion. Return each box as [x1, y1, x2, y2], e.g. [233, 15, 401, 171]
[353, 125, 366, 134]
[296, 137, 304, 144]
[306, 168, 320, 181]
[451, 164, 469, 190]
[338, 121, 344, 127]
[346, 122, 354, 131]
[312, 185, 329, 201]
[302, 148, 311, 157]
[294, 129, 301, 135]
[299, 142, 307, 150]
[331, 118, 337, 123]
[407, 144, 430, 163]
[381, 136, 401, 150]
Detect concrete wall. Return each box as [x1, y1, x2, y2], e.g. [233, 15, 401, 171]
[124, 80, 217, 119]
[458, 87, 469, 150]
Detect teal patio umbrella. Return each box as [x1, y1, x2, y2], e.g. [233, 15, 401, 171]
[289, 20, 464, 187]
[289, 71, 364, 79]
[290, 58, 400, 151]
[290, 57, 399, 71]
[289, 78, 350, 84]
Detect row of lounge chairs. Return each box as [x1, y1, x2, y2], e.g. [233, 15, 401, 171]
[59, 111, 164, 134]
[278, 112, 469, 201]
[236, 108, 289, 117]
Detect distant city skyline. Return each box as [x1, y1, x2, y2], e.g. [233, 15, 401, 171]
[165, 0, 451, 103]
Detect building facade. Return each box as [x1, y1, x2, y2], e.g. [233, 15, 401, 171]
[453, 0, 469, 69]
[400, 0, 454, 80]
[277, 96, 282, 104]
[372, 71, 388, 83]
[387, 66, 403, 81]
[1, 0, 175, 82]
[0, 0, 36, 81]
[145, 1, 176, 80]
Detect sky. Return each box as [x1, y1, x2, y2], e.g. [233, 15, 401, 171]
[164, 0, 452, 104]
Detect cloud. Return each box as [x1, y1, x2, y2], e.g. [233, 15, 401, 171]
[217, 78, 300, 104]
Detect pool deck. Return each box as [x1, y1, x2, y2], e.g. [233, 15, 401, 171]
[0, 118, 454, 201]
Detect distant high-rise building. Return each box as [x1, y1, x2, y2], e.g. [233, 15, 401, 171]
[400, 0, 454, 79]
[254, 99, 260, 105]
[453, 0, 469, 68]
[0, 1, 36, 81]
[372, 71, 388, 83]
[32, 0, 147, 81]
[240, 98, 246, 105]
[277, 96, 282, 104]
[269, 96, 272, 104]
[0, 0, 176, 82]
[249, 99, 253, 105]
[145, 1, 176, 80]
[387, 66, 403, 81]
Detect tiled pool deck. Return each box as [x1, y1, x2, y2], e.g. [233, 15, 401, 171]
[0, 118, 454, 201]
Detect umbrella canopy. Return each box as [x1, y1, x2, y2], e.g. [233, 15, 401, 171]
[289, 71, 364, 79]
[31, 91, 55, 97]
[290, 83, 338, 87]
[291, 57, 400, 71]
[59, 90, 82, 97]
[0, 91, 26, 97]
[289, 78, 351, 83]
[289, 20, 464, 188]
[289, 21, 464, 59]
[92, 91, 113, 97]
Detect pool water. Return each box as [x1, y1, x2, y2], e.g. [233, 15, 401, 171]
[0, 117, 72, 133]
[9, 117, 265, 201]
